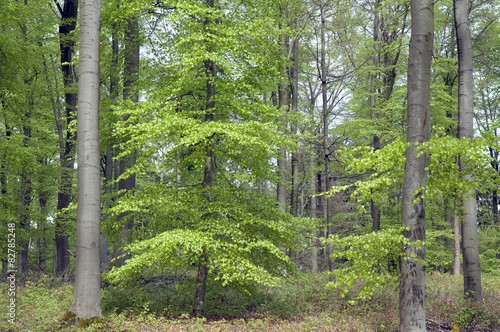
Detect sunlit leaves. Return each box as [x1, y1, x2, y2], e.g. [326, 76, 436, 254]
[323, 227, 422, 304]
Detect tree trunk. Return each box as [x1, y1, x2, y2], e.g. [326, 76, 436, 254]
[399, 1, 433, 331]
[67, 0, 102, 323]
[370, 0, 381, 233]
[320, 0, 334, 279]
[113, 16, 140, 268]
[18, 97, 32, 274]
[101, 19, 119, 270]
[54, 0, 78, 278]
[454, 0, 482, 302]
[193, 4, 217, 315]
[454, 198, 461, 275]
[310, 151, 318, 272]
[38, 193, 48, 272]
[289, 35, 299, 261]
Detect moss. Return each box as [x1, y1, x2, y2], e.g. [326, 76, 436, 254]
[58, 311, 77, 329]
[76, 316, 108, 330]
[58, 312, 108, 330]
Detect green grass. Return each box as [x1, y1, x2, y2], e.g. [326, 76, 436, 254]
[1, 272, 499, 331]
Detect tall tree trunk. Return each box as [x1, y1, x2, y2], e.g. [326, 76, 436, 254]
[289, 35, 299, 260]
[399, 1, 433, 331]
[370, 0, 381, 232]
[54, 0, 78, 278]
[66, 0, 102, 323]
[454, 0, 482, 302]
[320, 0, 334, 279]
[113, 16, 139, 268]
[193, 2, 216, 316]
[277, 3, 290, 214]
[18, 69, 32, 274]
[310, 151, 318, 272]
[101, 20, 119, 270]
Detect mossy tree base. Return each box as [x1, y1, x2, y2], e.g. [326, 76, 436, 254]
[58, 311, 107, 330]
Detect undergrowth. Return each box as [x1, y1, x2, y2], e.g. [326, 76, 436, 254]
[0, 271, 499, 331]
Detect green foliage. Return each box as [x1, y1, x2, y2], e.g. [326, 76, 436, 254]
[453, 301, 495, 332]
[478, 226, 500, 275]
[330, 129, 499, 210]
[323, 227, 422, 304]
[102, 0, 304, 304]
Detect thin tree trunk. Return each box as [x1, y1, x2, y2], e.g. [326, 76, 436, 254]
[193, 3, 216, 315]
[370, 0, 381, 232]
[289, 35, 299, 261]
[310, 151, 318, 272]
[454, 0, 482, 302]
[113, 16, 140, 268]
[101, 19, 119, 270]
[320, 0, 334, 279]
[54, 0, 78, 278]
[399, 1, 433, 331]
[18, 84, 32, 274]
[277, 4, 290, 214]
[66, 0, 102, 323]
[38, 192, 48, 272]
[454, 197, 461, 275]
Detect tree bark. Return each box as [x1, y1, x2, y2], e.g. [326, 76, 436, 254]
[370, 0, 381, 232]
[454, 198, 461, 275]
[113, 16, 139, 268]
[54, 0, 78, 278]
[67, 0, 101, 322]
[289, 35, 299, 261]
[454, 0, 482, 302]
[101, 19, 119, 271]
[193, 3, 216, 315]
[310, 151, 318, 272]
[320, 0, 334, 279]
[399, 1, 433, 331]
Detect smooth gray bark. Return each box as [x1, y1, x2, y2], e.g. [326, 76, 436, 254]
[68, 0, 101, 321]
[454, 0, 482, 302]
[399, 1, 433, 331]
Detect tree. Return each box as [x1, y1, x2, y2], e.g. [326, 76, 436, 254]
[399, 1, 433, 331]
[454, 0, 482, 302]
[54, 0, 78, 278]
[62, 0, 102, 325]
[105, 0, 301, 317]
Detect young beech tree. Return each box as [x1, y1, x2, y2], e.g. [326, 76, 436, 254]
[106, 0, 302, 317]
[61, 0, 102, 326]
[454, 0, 482, 302]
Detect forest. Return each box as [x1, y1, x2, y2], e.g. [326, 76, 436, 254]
[1, 0, 500, 331]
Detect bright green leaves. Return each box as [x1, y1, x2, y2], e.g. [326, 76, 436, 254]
[323, 227, 422, 304]
[329, 131, 499, 211]
[103, 0, 302, 298]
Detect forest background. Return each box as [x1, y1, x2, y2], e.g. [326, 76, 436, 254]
[1, 0, 500, 331]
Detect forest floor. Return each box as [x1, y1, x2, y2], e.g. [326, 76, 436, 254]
[0, 271, 499, 332]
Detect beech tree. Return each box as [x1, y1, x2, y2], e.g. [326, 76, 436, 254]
[454, 0, 482, 302]
[62, 0, 102, 325]
[106, 0, 301, 317]
[399, 1, 433, 331]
